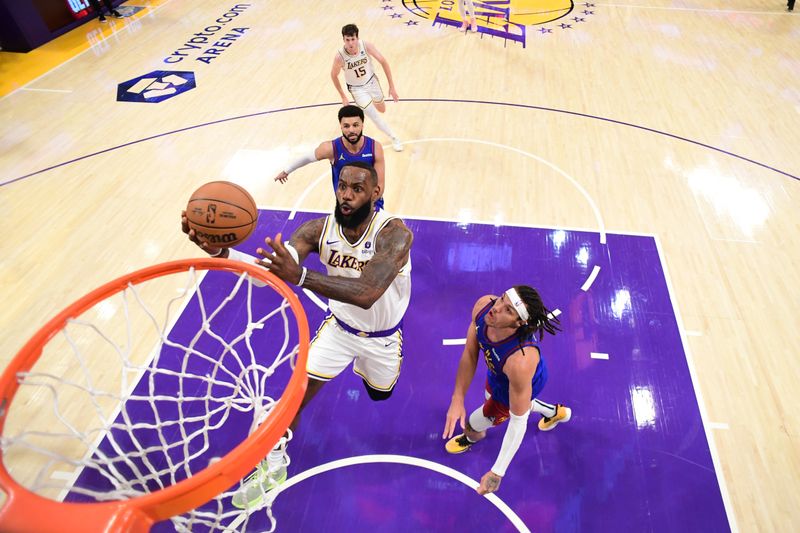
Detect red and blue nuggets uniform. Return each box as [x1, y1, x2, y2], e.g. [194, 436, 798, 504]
[331, 135, 383, 210]
[475, 300, 548, 425]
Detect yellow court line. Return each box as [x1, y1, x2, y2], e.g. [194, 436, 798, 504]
[0, 0, 171, 98]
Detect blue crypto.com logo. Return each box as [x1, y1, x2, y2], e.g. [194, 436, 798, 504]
[117, 71, 196, 103]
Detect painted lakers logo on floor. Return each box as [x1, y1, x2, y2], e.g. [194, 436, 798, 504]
[116, 71, 196, 103]
[381, 0, 596, 47]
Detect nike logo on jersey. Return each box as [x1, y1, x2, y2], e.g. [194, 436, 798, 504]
[384, 341, 396, 347]
[326, 239, 340, 245]
[363, 153, 373, 157]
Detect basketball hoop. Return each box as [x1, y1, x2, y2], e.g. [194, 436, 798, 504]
[0, 258, 309, 532]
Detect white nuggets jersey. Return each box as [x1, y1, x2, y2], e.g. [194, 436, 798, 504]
[339, 40, 375, 87]
[319, 210, 411, 332]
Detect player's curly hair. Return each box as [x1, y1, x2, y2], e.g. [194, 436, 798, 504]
[513, 285, 561, 341]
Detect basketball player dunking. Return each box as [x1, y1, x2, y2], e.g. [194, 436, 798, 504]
[183, 161, 413, 508]
[331, 24, 403, 152]
[274, 105, 387, 210]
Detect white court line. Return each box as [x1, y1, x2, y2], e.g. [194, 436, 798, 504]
[443, 338, 466, 345]
[20, 88, 73, 93]
[288, 171, 329, 220]
[710, 422, 730, 430]
[653, 234, 739, 533]
[590, 352, 609, 360]
[581, 265, 601, 292]
[50, 470, 75, 481]
[302, 288, 328, 311]
[1, 0, 175, 102]
[391, 138, 608, 246]
[226, 454, 531, 533]
[596, 3, 790, 16]
[393, 211, 656, 238]
[685, 330, 703, 337]
[262, 204, 658, 240]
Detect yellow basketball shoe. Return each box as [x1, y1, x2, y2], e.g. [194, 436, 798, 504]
[445, 434, 476, 454]
[538, 404, 572, 431]
[231, 459, 287, 509]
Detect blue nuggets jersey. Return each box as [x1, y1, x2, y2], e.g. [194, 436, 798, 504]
[475, 300, 548, 407]
[331, 135, 383, 211]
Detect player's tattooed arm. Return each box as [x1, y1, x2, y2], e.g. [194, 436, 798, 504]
[302, 219, 413, 309]
[287, 218, 324, 263]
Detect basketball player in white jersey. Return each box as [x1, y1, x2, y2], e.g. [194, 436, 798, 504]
[331, 23, 404, 152]
[181, 161, 413, 507]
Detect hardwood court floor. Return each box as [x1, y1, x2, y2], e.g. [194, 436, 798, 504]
[0, 1, 798, 531]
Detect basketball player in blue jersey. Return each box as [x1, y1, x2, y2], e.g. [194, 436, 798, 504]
[183, 161, 413, 507]
[274, 105, 387, 210]
[331, 23, 403, 152]
[442, 287, 572, 495]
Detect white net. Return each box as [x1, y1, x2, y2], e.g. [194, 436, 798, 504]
[0, 262, 305, 532]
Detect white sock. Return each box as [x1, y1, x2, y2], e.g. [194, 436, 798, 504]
[266, 437, 287, 471]
[531, 399, 557, 418]
[459, 0, 475, 19]
[468, 405, 494, 433]
[364, 104, 397, 140]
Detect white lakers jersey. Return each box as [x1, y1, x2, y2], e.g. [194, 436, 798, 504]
[318, 210, 411, 331]
[339, 40, 376, 87]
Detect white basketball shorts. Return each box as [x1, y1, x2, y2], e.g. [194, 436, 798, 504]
[348, 76, 385, 109]
[307, 315, 403, 391]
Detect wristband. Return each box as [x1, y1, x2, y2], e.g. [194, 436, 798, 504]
[297, 267, 308, 287]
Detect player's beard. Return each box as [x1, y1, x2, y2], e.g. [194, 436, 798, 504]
[343, 131, 363, 146]
[334, 199, 373, 229]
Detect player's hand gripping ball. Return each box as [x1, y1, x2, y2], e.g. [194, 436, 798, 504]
[185, 181, 258, 248]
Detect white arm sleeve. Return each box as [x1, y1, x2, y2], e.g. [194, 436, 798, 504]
[226, 248, 267, 287]
[226, 247, 257, 263]
[490, 410, 529, 477]
[228, 244, 299, 263]
[285, 149, 319, 174]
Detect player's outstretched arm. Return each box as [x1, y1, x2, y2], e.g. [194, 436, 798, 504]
[275, 141, 334, 183]
[299, 219, 412, 309]
[442, 307, 482, 439]
[477, 348, 537, 495]
[443, 295, 494, 438]
[364, 41, 398, 102]
[330, 54, 349, 106]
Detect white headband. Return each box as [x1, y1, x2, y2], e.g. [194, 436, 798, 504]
[505, 288, 530, 322]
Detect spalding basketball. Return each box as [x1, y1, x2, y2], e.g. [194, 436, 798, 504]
[186, 181, 258, 248]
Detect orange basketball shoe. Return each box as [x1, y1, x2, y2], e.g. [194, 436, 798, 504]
[445, 434, 476, 454]
[538, 404, 572, 431]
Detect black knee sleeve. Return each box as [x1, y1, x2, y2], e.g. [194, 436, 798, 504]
[362, 379, 394, 401]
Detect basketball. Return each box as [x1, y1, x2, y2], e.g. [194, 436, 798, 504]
[185, 181, 258, 248]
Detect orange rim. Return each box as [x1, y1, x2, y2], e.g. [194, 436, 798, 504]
[0, 259, 309, 533]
